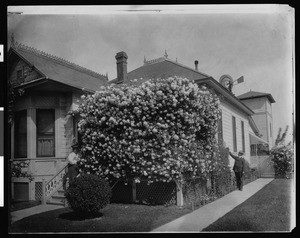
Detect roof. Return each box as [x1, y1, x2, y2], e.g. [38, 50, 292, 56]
[238, 90, 275, 103]
[110, 56, 210, 85]
[9, 42, 108, 92]
[110, 55, 254, 116]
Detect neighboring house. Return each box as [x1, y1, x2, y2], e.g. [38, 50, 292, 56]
[238, 91, 276, 177]
[110, 51, 261, 170]
[8, 42, 108, 202]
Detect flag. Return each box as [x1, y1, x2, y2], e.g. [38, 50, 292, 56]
[237, 76, 244, 84]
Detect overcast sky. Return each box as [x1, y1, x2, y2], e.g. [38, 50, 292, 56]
[7, 5, 295, 143]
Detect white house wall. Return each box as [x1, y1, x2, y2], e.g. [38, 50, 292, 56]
[220, 99, 251, 168]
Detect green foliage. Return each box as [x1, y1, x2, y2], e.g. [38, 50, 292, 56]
[270, 126, 294, 178]
[76, 76, 221, 183]
[11, 160, 34, 181]
[65, 174, 112, 214]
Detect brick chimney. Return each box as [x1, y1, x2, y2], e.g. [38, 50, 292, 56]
[115, 51, 128, 83]
[194, 60, 199, 71]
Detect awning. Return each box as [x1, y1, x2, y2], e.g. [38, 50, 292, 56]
[250, 132, 269, 145]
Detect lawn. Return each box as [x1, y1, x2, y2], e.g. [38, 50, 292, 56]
[202, 179, 294, 232]
[9, 203, 192, 233]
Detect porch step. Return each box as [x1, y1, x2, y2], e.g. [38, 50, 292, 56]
[46, 188, 67, 206]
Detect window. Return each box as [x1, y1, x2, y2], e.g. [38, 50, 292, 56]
[232, 116, 237, 152]
[241, 121, 245, 152]
[14, 110, 27, 158]
[217, 110, 223, 144]
[250, 144, 257, 156]
[37, 109, 55, 157]
[270, 123, 272, 137]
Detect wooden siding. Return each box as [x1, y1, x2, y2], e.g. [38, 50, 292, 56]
[9, 58, 42, 86]
[241, 97, 266, 114]
[220, 99, 251, 167]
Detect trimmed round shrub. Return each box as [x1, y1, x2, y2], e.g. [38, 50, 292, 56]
[65, 174, 112, 214]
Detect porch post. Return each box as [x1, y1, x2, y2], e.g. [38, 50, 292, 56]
[27, 108, 36, 158]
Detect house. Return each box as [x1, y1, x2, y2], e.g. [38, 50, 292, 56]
[110, 51, 269, 171]
[238, 91, 276, 177]
[8, 42, 274, 204]
[8, 41, 108, 202]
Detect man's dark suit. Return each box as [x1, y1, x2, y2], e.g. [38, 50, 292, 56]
[229, 152, 246, 190]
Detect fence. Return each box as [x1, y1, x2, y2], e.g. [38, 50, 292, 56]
[110, 170, 258, 208]
[111, 180, 177, 205]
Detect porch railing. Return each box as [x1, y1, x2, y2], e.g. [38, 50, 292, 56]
[41, 162, 68, 204]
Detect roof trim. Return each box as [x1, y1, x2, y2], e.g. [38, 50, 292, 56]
[238, 92, 275, 103]
[195, 77, 255, 116]
[10, 43, 108, 80]
[15, 77, 95, 94]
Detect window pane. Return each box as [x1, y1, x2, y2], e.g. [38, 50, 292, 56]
[37, 109, 55, 157]
[37, 110, 54, 134]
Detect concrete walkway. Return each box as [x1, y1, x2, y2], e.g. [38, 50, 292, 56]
[10, 204, 63, 224]
[151, 178, 274, 232]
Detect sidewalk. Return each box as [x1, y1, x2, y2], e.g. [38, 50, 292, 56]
[151, 178, 274, 232]
[10, 204, 63, 224]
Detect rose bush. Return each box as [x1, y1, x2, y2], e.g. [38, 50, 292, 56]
[75, 76, 221, 184]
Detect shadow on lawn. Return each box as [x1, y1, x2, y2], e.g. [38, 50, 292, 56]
[59, 210, 104, 221]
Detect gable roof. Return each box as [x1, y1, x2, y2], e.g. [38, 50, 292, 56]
[238, 90, 275, 103]
[8, 42, 108, 92]
[110, 57, 210, 85]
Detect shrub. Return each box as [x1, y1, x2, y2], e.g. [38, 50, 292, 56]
[65, 174, 112, 214]
[270, 144, 293, 178]
[270, 126, 294, 178]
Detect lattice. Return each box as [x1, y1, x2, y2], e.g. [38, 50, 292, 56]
[35, 182, 43, 201]
[136, 181, 176, 205]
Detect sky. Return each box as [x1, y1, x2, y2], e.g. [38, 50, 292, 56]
[7, 5, 295, 144]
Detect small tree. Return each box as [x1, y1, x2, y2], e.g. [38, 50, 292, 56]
[270, 126, 294, 178]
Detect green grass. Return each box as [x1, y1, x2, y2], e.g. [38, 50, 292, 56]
[203, 179, 294, 232]
[9, 203, 192, 232]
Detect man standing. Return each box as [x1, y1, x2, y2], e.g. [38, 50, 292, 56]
[227, 148, 246, 191]
[64, 143, 80, 189]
